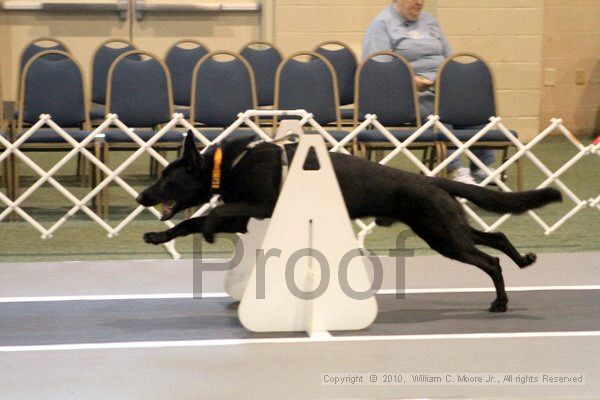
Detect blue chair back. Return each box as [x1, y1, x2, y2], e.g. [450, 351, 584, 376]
[20, 38, 70, 71]
[165, 40, 209, 106]
[275, 52, 340, 127]
[314, 41, 357, 106]
[91, 39, 139, 104]
[107, 51, 173, 127]
[19, 50, 88, 128]
[356, 52, 419, 127]
[436, 53, 496, 128]
[239, 41, 282, 106]
[191, 51, 257, 126]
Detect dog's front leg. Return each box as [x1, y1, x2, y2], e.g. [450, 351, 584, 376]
[144, 217, 206, 245]
[203, 203, 273, 243]
[143, 215, 252, 245]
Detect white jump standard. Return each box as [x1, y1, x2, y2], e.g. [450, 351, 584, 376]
[238, 135, 378, 334]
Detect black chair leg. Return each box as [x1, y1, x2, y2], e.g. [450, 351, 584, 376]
[10, 152, 18, 221]
[427, 146, 437, 171]
[516, 154, 524, 191]
[149, 157, 158, 178]
[156, 149, 167, 176]
[2, 156, 11, 204]
[76, 153, 82, 177]
[100, 143, 110, 219]
[421, 147, 429, 165]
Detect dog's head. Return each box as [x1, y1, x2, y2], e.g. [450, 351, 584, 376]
[136, 133, 211, 220]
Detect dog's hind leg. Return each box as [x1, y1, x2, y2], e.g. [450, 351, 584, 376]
[445, 244, 509, 312]
[413, 230, 507, 311]
[399, 191, 509, 311]
[409, 222, 509, 312]
[469, 228, 536, 269]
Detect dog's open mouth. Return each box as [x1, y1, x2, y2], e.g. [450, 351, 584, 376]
[161, 200, 176, 221]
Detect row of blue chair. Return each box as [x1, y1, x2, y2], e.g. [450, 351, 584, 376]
[11, 37, 356, 124]
[94, 39, 356, 121]
[1, 38, 521, 218]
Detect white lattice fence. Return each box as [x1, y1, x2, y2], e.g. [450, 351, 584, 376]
[431, 116, 596, 235]
[0, 110, 598, 259]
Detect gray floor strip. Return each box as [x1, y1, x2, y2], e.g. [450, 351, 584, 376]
[334, 290, 600, 337]
[0, 298, 302, 346]
[1, 252, 599, 298]
[1, 254, 599, 399]
[2, 290, 600, 346]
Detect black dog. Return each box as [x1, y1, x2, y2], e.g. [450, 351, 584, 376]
[137, 133, 562, 312]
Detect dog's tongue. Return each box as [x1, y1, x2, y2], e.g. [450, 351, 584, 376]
[162, 200, 174, 218]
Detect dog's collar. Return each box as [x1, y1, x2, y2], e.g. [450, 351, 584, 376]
[230, 134, 299, 171]
[211, 147, 223, 192]
[211, 134, 298, 197]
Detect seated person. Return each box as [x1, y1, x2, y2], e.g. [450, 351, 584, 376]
[362, 0, 495, 184]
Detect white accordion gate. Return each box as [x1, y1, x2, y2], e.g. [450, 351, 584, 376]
[0, 110, 598, 259]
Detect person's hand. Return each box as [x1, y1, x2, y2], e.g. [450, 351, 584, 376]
[414, 75, 434, 92]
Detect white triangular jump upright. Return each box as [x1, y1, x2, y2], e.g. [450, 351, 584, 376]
[238, 135, 378, 333]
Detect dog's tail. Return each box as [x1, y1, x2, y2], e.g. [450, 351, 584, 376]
[431, 178, 562, 214]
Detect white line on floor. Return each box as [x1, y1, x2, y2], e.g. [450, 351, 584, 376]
[2, 331, 600, 353]
[2, 285, 600, 303]
[378, 285, 600, 295]
[0, 293, 217, 303]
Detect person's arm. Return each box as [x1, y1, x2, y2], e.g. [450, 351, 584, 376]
[362, 20, 392, 60]
[414, 75, 434, 92]
[434, 18, 453, 58]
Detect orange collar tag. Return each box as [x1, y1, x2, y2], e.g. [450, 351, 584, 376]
[211, 147, 223, 190]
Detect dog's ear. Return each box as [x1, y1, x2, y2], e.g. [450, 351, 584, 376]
[183, 131, 203, 169]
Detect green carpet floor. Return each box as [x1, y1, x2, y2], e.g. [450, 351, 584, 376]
[0, 136, 598, 262]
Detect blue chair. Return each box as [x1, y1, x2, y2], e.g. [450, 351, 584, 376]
[274, 51, 348, 142]
[19, 37, 70, 72]
[165, 39, 209, 119]
[105, 50, 181, 142]
[314, 41, 357, 124]
[435, 52, 521, 188]
[104, 50, 184, 215]
[239, 41, 282, 107]
[90, 39, 139, 122]
[13, 50, 98, 205]
[14, 38, 71, 123]
[191, 51, 259, 142]
[354, 51, 437, 165]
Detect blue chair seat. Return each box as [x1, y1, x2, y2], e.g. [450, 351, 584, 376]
[195, 129, 260, 142]
[340, 107, 354, 120]
[174, 106, 191, 119]
[104, 129, 184, 143]
[437, 129, 518, 143]
[18, 129, 94, 143]
[305, 130, 353, 142]
[89, 103, 105, 120]
[357, 129, 436, 143]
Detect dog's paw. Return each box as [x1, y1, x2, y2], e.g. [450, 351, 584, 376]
[143, 231, 170, 245]
[519, 253, 537, 269]
[203, 231, 216, 244]
[488, 298, 508, 313]
[375, 218, 395, 227]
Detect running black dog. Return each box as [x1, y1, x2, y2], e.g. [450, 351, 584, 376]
[137, 134, 562, 312]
